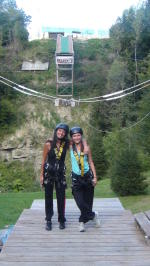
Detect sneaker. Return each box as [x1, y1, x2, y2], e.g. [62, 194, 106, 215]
[46, 221, 52, 231]
[79, 222, 85, 232]
[59, 222, 65, 230]
[93, 211, 100, 227]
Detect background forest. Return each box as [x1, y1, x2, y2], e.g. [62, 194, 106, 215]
[1, 0, 150, 197]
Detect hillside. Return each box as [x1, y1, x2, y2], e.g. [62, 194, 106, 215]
[0, 38, 114, 191]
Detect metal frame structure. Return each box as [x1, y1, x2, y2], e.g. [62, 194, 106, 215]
[55, 35, 74, 97]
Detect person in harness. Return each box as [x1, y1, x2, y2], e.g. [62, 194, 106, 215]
[40, 123, 69, 231]
[70, 126, 100, 232]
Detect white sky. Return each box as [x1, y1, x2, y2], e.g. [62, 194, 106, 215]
[16, 0, 141, 36]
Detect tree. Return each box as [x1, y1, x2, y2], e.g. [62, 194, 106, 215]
[137, 0, 150, 57]
[110, 7, 136, 56]
[0, 98, 16, 127]
[104, 131, 147, 196]
[0, 0, 31, 48]
[90, 131, 107, 179]
[107, 59, 131, 90]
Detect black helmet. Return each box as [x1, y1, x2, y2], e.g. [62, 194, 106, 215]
[70, 126, 83, 137]
[55, 123, 69, 135]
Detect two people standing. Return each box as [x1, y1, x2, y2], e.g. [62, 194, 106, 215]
[40, 123, 100, 232]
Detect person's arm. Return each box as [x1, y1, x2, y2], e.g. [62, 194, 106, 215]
[87, 146, 97, 186]
[40, 142, 51, 186]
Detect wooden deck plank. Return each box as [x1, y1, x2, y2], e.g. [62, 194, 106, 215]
[30, 198, 124, 210]
[1, 254, 150, 262]
[3, 245, 150, 253]
[145, 210, 150, 221]
[5, 242, 145, 250]
[135, 212, 150, 238]
[1, 261, 150, 266]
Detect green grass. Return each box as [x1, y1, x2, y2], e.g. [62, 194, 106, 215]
[0, 191, 44, 229]
[120, 195, 150, 214]
[120, 172, 150, 213]
[0, 178, 150, 229]
[94, 178, 116, 198]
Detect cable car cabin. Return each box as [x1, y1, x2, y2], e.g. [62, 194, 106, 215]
[55, 35, 74, 97]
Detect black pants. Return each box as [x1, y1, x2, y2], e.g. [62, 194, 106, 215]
[45, 180, 66, 223]
[72, 172, 95, 223]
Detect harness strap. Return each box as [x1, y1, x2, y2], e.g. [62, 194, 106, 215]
[73, 143, 84, 177]
[54, 141, 65, 160]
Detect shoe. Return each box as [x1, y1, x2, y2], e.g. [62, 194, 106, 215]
[46, 221, 52, 231]
[93, 211, 100, 228]
[79, 222, 85, 232]
[59, 222, 65, 230]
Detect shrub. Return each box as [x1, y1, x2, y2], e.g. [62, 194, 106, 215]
[104, 132, 148, 196]
[111, 147, 147, 196]
[0, 161, 40, 192]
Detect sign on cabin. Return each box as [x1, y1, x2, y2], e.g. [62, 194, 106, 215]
[56, 56, 74, 65]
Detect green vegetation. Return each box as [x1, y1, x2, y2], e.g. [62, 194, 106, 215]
[0, 191, 44, 229]
[0, 96, 26, 139]
[0, 0, 30, 48]
[120, 195, 150, 214]
[87, 0, 150, 196]
[103, 132, 148, 195]
[0, 161, 40, 192]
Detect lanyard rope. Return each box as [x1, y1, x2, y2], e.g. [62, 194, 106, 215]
[54, 142, 65, 160]
[73, 145, 84, 177]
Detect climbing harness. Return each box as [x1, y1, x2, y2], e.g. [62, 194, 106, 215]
[43, 140, 66, 186]
[54, 141, 65, 160]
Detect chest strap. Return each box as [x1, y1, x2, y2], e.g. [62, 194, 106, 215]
[54, 141, 65, 160]
[73, 143, 84, 177]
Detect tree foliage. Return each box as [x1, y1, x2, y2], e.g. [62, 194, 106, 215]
[0, 0, 31, 49]
[110, 0, 150, 59]
[89, 131, 107, 179]
[89, 0, 150, 196]
[103, 132, 147, 196]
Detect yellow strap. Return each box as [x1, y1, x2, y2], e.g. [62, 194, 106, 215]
[54, 142, 65, 160]
[73, 151, 84, 177]
[80, 152, 84, 177]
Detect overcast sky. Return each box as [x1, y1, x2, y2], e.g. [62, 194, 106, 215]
[16, 0, 142, 35]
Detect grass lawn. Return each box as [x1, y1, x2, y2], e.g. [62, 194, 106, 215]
[0, 178, 150, 229]
[120, 195, 150, 214]
[0, 191, 44, 229]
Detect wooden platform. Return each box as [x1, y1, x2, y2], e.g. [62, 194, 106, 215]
[0, 198, 150, 266]
[134, 211, 150, 244]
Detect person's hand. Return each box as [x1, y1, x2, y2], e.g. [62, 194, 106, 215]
[93, 177, 97, 186]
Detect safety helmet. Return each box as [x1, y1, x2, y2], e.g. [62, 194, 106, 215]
[70, 126, 83, 137]
[55, 123, 69, 135]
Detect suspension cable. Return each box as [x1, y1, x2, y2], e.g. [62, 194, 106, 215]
[73, 83, 150, 103]
[83, 110, 150, 134]
[1, 74, 150, 103]
[0, 79, 55, 102]
[0, 75, 70, 101]
[74, 79, 150, 101]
